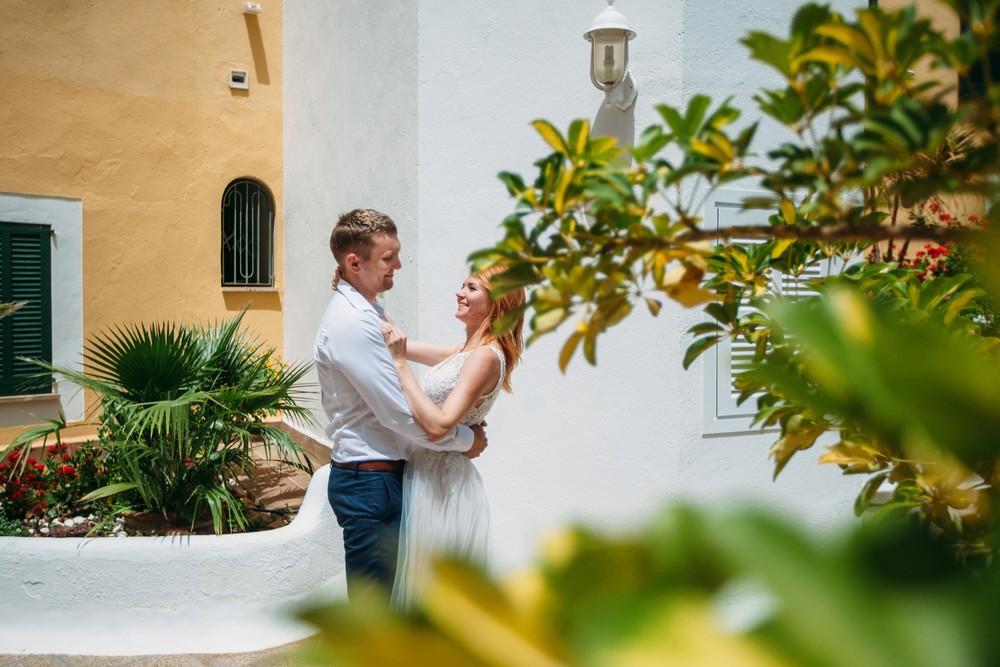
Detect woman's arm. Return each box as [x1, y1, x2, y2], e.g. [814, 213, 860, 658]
[381, 313, 460, 366]
[404, 339, 463, 366]
[382, 323, 500, 441]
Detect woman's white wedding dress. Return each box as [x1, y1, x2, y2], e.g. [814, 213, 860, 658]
[392, 345, 506, 610]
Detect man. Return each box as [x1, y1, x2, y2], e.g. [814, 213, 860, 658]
[314, 208, 487, 599]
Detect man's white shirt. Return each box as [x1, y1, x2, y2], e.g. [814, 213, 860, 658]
[314, 282, 474, 463]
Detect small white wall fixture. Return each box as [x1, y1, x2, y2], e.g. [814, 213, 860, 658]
[586, 1, 637, 156]
[0, 465, 345, 656]
[229, 68, 250, 90]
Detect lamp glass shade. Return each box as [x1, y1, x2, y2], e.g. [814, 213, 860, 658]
[590, 29, 628, 87]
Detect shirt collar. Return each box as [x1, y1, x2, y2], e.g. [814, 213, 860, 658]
[339, 281, 386, 319]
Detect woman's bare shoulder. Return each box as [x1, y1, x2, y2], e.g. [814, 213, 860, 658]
[460, 345, 502, 377]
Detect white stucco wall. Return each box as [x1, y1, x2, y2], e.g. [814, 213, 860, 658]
[283, 0, 422, 405]
[284, 0, 868, 576]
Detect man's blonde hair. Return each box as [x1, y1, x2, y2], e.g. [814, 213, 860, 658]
[329, 209, 398, 266]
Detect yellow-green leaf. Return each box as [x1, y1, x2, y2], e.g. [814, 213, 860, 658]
[815, 23, 876, 64]
[532, 120, 569, 155]
[771, 238, 794, 259]
[689, 137, 729, 162]
[793, 45, 860, 70]
[534, 308, 569, 335]
[422, 562, 565, 667]
[553, 166, 574, 215]
[780, 199, 796, 226]
[944, 289, 983, 324]
[558, 330, 584, 372]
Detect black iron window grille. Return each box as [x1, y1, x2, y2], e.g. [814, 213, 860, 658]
[222, 178, 274, 287]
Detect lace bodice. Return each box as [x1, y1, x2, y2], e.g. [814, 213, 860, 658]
[420, 345, 506, 426]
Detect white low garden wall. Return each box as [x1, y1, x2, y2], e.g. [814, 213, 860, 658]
[0, 464, 344, 656]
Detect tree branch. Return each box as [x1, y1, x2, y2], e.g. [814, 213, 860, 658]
[676, 224, 984, 244]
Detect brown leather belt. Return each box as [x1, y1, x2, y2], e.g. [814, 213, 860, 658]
[332, 460, 404, 473]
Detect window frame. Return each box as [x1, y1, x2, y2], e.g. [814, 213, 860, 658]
[221, 178, 275, 288]
[700, 188, 844, 435]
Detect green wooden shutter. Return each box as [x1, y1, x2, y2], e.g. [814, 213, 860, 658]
[0, 222, 52, 396]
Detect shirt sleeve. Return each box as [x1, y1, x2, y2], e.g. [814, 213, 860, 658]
[329, 310, 474, 453]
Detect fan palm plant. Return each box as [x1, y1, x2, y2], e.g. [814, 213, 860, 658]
[4, 308, 315, 533]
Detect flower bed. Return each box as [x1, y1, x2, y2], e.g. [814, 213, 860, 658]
[1, 439, 304, 538]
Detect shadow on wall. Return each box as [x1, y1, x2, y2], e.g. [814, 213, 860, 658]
[244, 13, 270, 85]
[223, 292, 283, 313]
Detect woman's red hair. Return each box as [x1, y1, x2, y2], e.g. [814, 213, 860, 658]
[470, 264, 525, 392]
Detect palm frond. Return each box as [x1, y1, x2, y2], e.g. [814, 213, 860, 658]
[1, 412, 67, 476]
[254, 424, 314, 473]
[78, 481, 143, 504]
[0, 301, 26, 320]
[85, 321, 204, 401]
[189, 484, 245, 534]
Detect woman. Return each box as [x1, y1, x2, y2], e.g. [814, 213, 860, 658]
[380, 264, 525, 610]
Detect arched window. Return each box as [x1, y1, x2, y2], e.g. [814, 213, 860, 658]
[221, 178, 274, 287]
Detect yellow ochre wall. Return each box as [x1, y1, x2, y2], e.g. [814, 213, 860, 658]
[0, 1, 284, 432]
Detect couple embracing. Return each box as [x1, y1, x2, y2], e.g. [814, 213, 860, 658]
[314, 208, 525, 609]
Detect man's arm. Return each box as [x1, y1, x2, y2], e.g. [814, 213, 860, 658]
[331, 313, 475, 453]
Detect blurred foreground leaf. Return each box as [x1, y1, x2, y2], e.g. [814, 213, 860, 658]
[298, 504, 999, 666]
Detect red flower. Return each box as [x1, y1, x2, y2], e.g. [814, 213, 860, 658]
[929, 202, 940, 212]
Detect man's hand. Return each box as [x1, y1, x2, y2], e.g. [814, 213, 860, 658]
[464, 423, 488, 459]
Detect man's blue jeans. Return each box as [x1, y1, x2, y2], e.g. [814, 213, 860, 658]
[327, 464, 404, 600]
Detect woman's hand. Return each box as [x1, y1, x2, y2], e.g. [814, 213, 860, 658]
[381, 321, 407, 360]
[330, 266, 343, 291]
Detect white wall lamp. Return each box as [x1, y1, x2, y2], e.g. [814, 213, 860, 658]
[584, 0, 637, 112]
